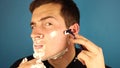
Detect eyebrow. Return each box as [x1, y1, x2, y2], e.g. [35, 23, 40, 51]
[30, 16, 56, 26]
[40, 16, 56, 21]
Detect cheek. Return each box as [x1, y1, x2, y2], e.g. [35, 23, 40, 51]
[46, 30, 67, 50]
[50, 31, 57, 38]
[49, 30, 65, 42]
[44, 28, 68, 58]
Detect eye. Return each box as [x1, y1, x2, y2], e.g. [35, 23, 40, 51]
[46, 22, 52, 26]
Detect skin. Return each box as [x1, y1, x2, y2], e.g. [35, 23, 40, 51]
[18, 3, 105, 68]
[31, 3, 69, 61]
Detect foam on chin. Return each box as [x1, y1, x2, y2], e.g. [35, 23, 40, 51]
[33, 51, 45, 60]
[32, 45, 46, 68]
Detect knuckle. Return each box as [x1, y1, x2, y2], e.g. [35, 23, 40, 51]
[98, 47, 103, 52]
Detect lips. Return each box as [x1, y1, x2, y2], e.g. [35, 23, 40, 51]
[34, 45, 43, 49]
[32, 39, 46, 52]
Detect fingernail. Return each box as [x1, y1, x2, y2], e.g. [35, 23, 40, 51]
[21, 57, 28, 63]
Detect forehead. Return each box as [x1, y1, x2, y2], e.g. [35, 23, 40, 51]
[32, 3, 61, 19]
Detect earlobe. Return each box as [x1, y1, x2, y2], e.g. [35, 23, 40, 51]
[69, 23, 80, 34]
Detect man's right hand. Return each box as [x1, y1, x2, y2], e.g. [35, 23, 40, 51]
[18, 58, 36, 68]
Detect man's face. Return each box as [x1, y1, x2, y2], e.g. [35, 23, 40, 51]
[30, 3, 68, 60]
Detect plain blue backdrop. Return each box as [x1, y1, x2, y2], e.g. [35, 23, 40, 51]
[0, 0, 120, 68]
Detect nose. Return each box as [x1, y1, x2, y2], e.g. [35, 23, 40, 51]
[31, 28, 44, 39]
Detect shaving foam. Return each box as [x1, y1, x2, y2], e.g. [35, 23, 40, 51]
[31, 46, 46, 68]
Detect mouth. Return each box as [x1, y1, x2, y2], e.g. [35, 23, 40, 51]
[33, 45, 45, 59]
[34, 45, 44, 49]
[33, 44, 46, 53]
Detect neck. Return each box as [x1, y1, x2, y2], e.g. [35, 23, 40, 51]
[48, 44, 75, 68]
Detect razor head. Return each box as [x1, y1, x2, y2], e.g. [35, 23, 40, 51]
[64, 29, 83, 50]
[64, 29, 76, 39]
[64, 29, 72, 35]
[64, 29, 71, 35]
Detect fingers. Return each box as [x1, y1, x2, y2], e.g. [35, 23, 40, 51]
[21, 58, 28, 64]
[70, 34, 100, 53]
[77, 50, 90, 65]
[18, 58, 28, 68]
[70, 34, 105, 68]
[18, 58, 37, 68]
[77, 50, 93, 61]
[77, 50, 96, 66]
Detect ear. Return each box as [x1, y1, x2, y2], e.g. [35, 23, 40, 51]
[69, 23, 80, 34]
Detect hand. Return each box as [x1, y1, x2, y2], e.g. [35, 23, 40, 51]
[18, 58, 36, 68]
[70, 34, 105, 68]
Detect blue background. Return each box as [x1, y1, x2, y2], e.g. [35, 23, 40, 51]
[0, 0, 120, 68]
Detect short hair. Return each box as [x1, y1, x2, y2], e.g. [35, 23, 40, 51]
[29, 0, 80, 28]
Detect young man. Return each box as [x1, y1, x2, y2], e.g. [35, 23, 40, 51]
[11, 0, 110, 68]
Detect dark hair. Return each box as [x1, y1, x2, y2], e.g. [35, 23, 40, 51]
[29, 0, 80, 28]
